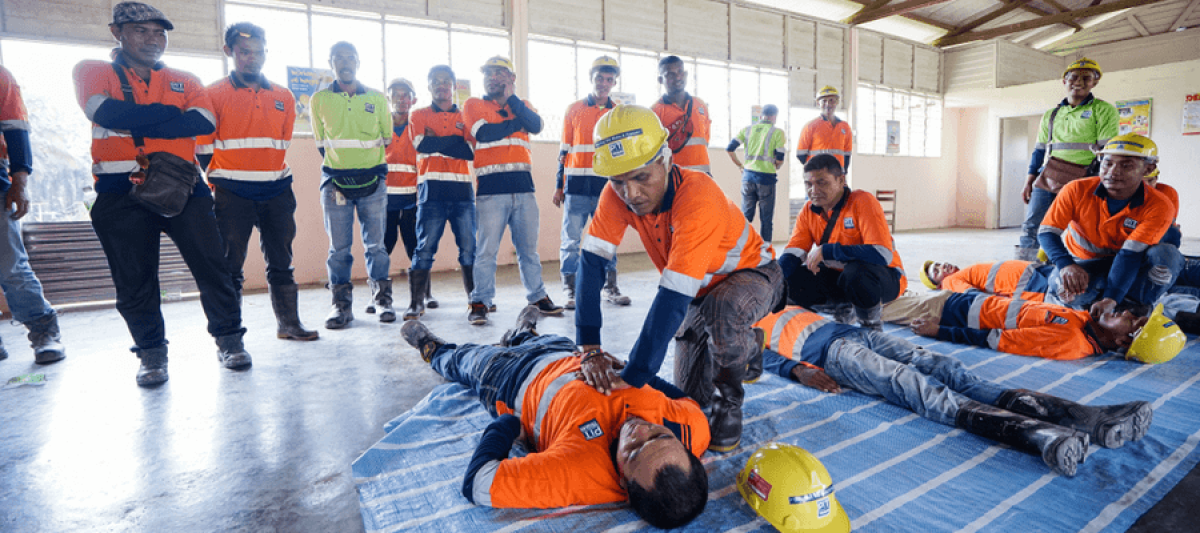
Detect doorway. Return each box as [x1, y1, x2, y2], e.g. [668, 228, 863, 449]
[998, 115, 1042, 228]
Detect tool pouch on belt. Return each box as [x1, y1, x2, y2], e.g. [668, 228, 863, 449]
[665, 97, 695, 154]
[330, 174, 380, 199]
[1034, 156, 1089, 194]
[130, 151, 199, 217]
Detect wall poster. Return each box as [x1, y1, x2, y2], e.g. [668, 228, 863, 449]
[287, 66, 334, 135]
[1115, 98, 1152, 136]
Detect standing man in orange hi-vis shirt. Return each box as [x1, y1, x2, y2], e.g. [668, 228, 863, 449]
[0, 66, 68, 365]
[574, 105, 783, 453]
[779, 154, 906, 331]
[75, 2, 250, 387]
[399, 310, 709, 529]
[652, 56, 712, 174]
[197, 22, 317, 343]
[555, 56, 629, 310]
[796, 86, 852, 171]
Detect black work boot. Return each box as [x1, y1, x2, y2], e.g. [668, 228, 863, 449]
[401, 320, 447, 363]
[1173, 310, 1200, 335]
[997, 388, 1152, 449]
[603, 270, 631, 306]
[0, 337, 7, 361]
[708, 364, 747, 452]
[461, 266, 475, 299]
[372, 279, 397, 323]
[533, 296, 564, 316]
[562, 273, 576, 310]
[500, 305, 541, 347]
[855, 303, 883, 332]
[270, 284, 319, 341]
[26, 312, 66, 364]
[425, 275, 439, 309]
[215, 332, 252, 369]
[405, 269, 429, 320]
[744, 327, 766, 384]
[135, 345, 169, 387]
[468, 302, 489, 325]
[325, 283, 354, 329]
[955, 400, 1089, 477]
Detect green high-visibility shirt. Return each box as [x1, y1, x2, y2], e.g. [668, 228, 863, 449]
[734, 120, 786, 175]
[1035, 94, 1119, 168]
[310, 82, 391, 172]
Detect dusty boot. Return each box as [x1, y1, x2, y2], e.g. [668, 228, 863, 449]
[135, 345, 169, 387]
[500, 305, 541, 347]
[372, 279, 397, 323]
[425, 275, 439, 309]
[400, 320, 447, 363]
[215, 332, 253, 369]
[997, 388, 1152, 449]
[364, 278, 376, 315]
[708, 364, 747, 452]
[1014, 246, 1039, 262]
[270, 284, 318, 341]
[0, 337, 7, 361]
[563, 273, 576, 310]
[26, 312, 66, 364]
[955, 400, 1089, 477]
[468, 302, 489, 325]
[855, 303, 883, 332]
[603, 270, 631, 306]
[325, 283, 354, 329]
[743, 327, 765, 384]
[405, 269, 429, 320]
[461, 265, 475, 299]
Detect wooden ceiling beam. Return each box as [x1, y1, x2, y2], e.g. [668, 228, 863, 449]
[843, 0, 959, 30]
[843, 0, 957, 26]
[1171, 0, 1200, 30]
[941, 0, 1036, 39]
[1023, 2, 1084, 30]
[934, 0, 1166, 47]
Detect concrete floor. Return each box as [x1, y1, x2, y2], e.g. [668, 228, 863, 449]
[1, 228, 1196, 532]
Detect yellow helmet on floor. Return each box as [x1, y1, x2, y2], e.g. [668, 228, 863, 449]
[920, 260, 937, 290]
[737, 442, 851, 533]
[817, 86, 839, 100]
[1098, 133, 1159, 163]
[591, 55, 620, 76]
[592, 104, 668, 177]
[1126, 303, 1187, 364]
[1064, 57, 1102, 79]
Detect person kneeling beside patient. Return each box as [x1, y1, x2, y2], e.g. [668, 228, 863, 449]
[756, 306, 1153, 477]
[400, 308, 709, 529]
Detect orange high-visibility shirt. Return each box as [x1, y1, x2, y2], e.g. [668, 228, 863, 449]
[582, 167, 773, 299]
[796, 116, 852, 168]
[0, 65, 29, 172]
[385, 121, 417, 195]
[408, 104, 472, 187]
[755, 306, 832, 362]
[782, 189, 908, 293]
[196, 75, 294, 183]
[482, 356, 709, 508]
[947, 294, 1101, 360]
[559, 95, 613, 196]
[1039, 177, 1174, 261]
[941, 260, 1048, 302]
[652, 95, 711, 173]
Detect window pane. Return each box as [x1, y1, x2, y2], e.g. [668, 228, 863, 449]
[696, 63, 729, 147]
[926, 96, 943, 157]
[223, 3, 310, 85]
[761, 72, 788, 135]
[908, 92, 926, 157]
[788, 106, 821, 198]
[385, 23, 449, 96]
[729, 67, 758, 130]
[892, 91, 909, 156]
[617, 49, 659, 109]
[163, 55, 224, 86]
[856, 84, 875, 155]
[450, 28, 510, 101]
[1, 40, 111, 221]
[529, 38, 577, 142]
[312, 14, 384, 91]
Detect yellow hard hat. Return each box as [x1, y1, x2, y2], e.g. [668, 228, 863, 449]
[737, 443, 851, 533]
[1036, 248, 1048, 263]
[592, 105, 668, 177]
[1098, 133, 1158, 163]
[1126, 303, 1187, 364]
[1064, 57, 1102, 79]
[591, 55, 620, 75]
[920, 260, 937, 290]
[817, 86, 839, 100]
[480, 55, 514, 73]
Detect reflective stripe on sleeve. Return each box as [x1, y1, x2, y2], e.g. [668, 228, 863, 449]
[661, 269, 702, 297]
[0, 119, 30, 131]
[84, 94, 107, 121]
[1122, 240, 1150, 253]
[1038, 225, 1064, 236]
[581, 234, 617, 260]
[871, 245, 893, 265]
[1034, 142, 1047, 151]
[781, 247, 808, 261]
[190, 107, 217, 128]
[986, 329, 1003, 350]
[471, 119, 488, 138]
[683, 165, 711, 173]
[1066, 225, 1118, 256]
[1004, 298, 1022, 330]
[471, 460, 501, 506]
[967, 295, 987, 330]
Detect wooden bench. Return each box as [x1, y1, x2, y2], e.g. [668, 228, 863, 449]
[22, 221, 198, 306]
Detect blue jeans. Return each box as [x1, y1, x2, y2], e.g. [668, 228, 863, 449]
[822, 329, 1005, 427]
[472, 193, 547, 305]
[1019, 187, 1056, 250]
[1158, 293, 1200, 319]
[559, 193, 615, 282]
[1173, 258, 1200, 291]
[0, 208, 54, 323]
[321, 183, 389, 285]
[1046, 245, 1185, 309]
[741, 179, 776, 243]
[413, 200, 476, 271]
[430, 333, 576, 417]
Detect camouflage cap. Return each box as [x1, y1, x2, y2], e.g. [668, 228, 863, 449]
[111, 2, 174, 31]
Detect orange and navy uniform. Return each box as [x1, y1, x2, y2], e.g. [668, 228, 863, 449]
[385, 119, 418, 210]
[577, 167, 774, 386]
[408, 103, 474, 202]
[557, 94, 613, 197]
[1155, 182, 1182, 247]
[941, 260, 1050, 302]
[1038, 177, 1175, 302]
[74, 55, 215, 195]
[779, 188, 907, 293]
[463, 353, 709, 508]
[0, 66, 32, 190]
[754, 306, 860, 377]
[462, 95, 540, 195]
[796, 116, 852, 170]
[652, 94, 711, 173]
[933, 292, 1101, 360]
[195, 73, 294, 201]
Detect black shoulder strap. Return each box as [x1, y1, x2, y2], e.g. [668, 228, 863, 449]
[1047, 105, 1062, 150]
[111, 62, 146, 149]
[818, 189, 848, 245]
